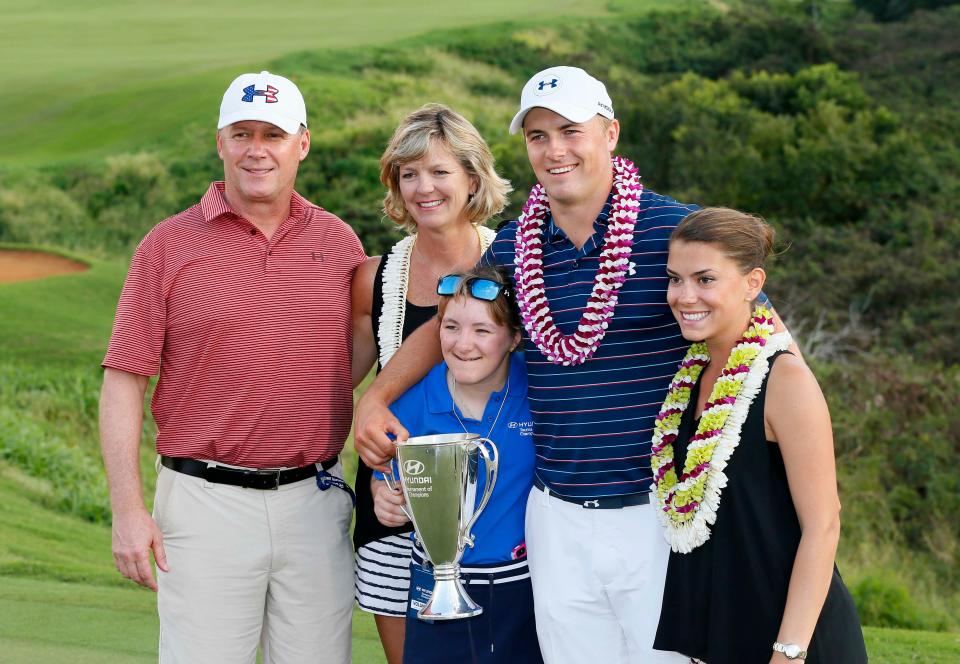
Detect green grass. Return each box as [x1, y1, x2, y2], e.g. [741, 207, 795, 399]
[2, 460, 956, 663]
[0, 437, 383, 661]
[0, 0, 694, 167]
[0, 578, 385, 664]
[0, 574, 386, 664]
[863, 627, 960, 662]
[0, 460, 386, 662]
[0, 463, 119, 585]
[0, 577, 158, 664]
[0, 251, 133, 521]
[0, 255, 125, 367]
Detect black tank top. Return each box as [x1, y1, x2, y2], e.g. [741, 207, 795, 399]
[654, 351, 867, 663]
[353, 253, 438, 550]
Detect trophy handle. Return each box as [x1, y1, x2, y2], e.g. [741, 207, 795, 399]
[460, 437, 499, 549]
[383, 468, 415, 523]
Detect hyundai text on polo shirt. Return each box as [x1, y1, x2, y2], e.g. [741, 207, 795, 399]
[103, 182, 365, 468]
[483, 190, 698, 501]
[377, 353, 534, 565]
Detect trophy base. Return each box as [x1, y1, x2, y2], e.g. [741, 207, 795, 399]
[417, 564, 483, 621]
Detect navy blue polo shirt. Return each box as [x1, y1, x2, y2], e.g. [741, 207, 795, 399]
[482, 186, 698, 500]
[377, 353, 534, 564]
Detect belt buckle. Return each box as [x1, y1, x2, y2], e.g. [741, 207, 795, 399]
[582, 499, 601, 509]
[240, 468, 280, 490]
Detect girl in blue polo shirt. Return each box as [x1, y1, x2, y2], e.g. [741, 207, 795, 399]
[372, 266, 542, 664]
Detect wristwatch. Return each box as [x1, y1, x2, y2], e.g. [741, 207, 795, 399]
[772, 642, 808, 660]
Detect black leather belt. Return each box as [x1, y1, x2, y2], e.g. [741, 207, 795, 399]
[534, 476, 650, 509]
[161, 455, 337, 490]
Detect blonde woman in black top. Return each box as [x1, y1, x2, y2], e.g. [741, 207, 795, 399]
[351, 104, 510, 664]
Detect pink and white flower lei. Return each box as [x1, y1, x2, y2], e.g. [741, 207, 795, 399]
[513, 156, 642, 366]
[650, 306, 792, 553]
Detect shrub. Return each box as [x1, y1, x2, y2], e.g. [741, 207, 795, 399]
[0, 411, 110, 523]
[850, 573, 950, 630]
[854, 0, 960, 22]
[0, 176, 89, 247]
[816, 355, 960, 590]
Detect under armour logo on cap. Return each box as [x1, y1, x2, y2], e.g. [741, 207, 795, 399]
[510, 66, 615, 134]
[218, 70, 307, 134]
[241, 84, 279, 103]
[532, 75, 560, 97]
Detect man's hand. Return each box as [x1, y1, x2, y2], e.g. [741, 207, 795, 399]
[100, 368, 158, 588]
[354, 393, 408, 471]
[372, 478, 410, 528]
[111, 507, 168, 591]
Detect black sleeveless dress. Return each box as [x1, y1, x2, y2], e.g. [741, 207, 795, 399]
[653, 352, 868, 664]
[352, 255, 437, 551]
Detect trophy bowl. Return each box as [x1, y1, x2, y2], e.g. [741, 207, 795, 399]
[386, 432, 498, 621]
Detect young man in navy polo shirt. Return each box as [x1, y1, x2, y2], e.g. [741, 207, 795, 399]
[355, 67, 782, 663]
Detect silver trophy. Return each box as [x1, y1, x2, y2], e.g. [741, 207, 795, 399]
[385, 432, 499, 621]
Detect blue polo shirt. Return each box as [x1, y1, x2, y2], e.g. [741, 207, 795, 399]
[482, 186, 699, 501]
[377, 353, 534, 565]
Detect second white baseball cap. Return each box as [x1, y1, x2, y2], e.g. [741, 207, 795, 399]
[217, 71, 307, 135]
[509, 66, 614, 135]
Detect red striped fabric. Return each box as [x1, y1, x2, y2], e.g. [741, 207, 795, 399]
[103, 182, 365, 468]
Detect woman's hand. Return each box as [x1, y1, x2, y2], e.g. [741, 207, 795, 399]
[372, 477, 410, 528]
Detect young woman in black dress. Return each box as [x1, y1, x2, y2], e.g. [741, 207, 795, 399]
[652, 208, 867, 663]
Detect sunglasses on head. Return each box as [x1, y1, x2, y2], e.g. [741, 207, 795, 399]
[437, 274, 512, 301]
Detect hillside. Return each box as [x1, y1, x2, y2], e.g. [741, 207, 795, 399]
[1, 0, 958, 658]
[1, 0, 692, 166]
[4, 4, 958, 359]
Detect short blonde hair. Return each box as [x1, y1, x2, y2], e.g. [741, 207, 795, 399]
[380, 104, 511, 234]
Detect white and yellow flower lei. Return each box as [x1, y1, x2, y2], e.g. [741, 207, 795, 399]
[651, 306, 792, 553]
[377, 226, 496, 368]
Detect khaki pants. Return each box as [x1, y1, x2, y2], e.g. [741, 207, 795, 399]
[153, 462, 354, 664]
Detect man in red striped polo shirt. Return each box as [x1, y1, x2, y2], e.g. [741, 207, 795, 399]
[100, 71, 365, 663]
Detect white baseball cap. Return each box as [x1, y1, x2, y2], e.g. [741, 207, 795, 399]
[217, 71, 307, 135]
[509, 66, 614, 135]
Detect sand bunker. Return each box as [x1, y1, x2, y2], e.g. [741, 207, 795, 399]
[0, 249, 89, 284]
